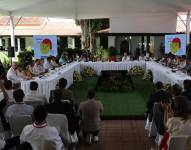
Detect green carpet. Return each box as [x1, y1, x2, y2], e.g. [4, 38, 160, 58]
[71, 76, 154, 117]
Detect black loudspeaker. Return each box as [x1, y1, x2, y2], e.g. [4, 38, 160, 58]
[8, 46, 15, 57]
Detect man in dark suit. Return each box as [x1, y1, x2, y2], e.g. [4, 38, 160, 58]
[46, 89, 78, 135]
[49, 78, 75, 104]
[182, 79, 191, 101]
[146, 82, 171, 122]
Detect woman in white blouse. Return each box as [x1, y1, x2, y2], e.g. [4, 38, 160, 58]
[122, 52, 130, 62]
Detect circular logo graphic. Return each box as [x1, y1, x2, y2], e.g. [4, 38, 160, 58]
[40, 38, 52, 54]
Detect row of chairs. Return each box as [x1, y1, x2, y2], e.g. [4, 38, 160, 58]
[145, 103, 191, 150]
[0, 113, 72, 150]
[3, 101, 44, 113]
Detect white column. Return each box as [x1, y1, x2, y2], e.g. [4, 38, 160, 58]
[9, 15, 15, 47]
[186, 11, 191, 45]
[108, 36, 115, 47]
[0, 38, 2, 47]
[17, 38, 21, 52]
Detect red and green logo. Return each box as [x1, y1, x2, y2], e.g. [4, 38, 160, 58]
[170, 38, 181, 54]
[40, 38, 52, 54]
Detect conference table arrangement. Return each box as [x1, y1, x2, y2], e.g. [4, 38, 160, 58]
[21, 61, 191, 99]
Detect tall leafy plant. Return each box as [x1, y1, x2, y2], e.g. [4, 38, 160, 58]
[17, 49, 33, 70]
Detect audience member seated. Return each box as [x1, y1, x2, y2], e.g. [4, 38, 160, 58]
[59, 52, 66, 65]
[39, 58, 46, 73]
[79, 88, 104, 144]
[5, 89, 34, 119]
[51, 56, 59, 67]
[160, 96, 191, 149]
[178, 55, 186, 69]
[80, 54, 87, 62]
[171, 84, 182, 110]
[4, 80, 14, 102]
[20, 105, 64, 149]
[44, 56, 54, 70]
[0, 60, 6, 80]
[146, 82, 171, 122]
[121, 52, 130, 62]
[184, 59, 191, 74]
[139, 53, 146, 61]
[32, 59, 44, 75]
[182, 79, 191, 101]
[25, 81, 47, 104]
[22, 64, 32, 80]
[46, 90, 78, 136]
[0, 80, 10, 131]
[50, 78, 75, 104]
[7, 62, 23, 85]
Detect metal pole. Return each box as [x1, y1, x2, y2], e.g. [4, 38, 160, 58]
[9, 13, 15, 63]
[186, 11, 191, 45]
[17, 38, 21, 52]
[9, 14, 15, 47]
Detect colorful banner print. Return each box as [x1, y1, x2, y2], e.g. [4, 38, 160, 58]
[165, 34, 186, 56]
[33, 35, 57, 59]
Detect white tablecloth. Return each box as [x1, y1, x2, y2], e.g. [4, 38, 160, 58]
[80, 61, 146, 75]
[21, 62, 80, 99]
[146, 61, 191, 87]
[21, 61, 191, 99]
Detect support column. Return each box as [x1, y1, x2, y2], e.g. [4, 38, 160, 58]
[108, 36, 115, 47]
[0, 38, 2, 47]
[186, 11, 191, 45]
[9, 15, 15, 47]
[17, 38, 21, 52]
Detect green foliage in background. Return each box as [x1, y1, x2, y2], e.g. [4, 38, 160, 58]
[95, 47, 109, 60]
[0, 51, 10, 71]
[17, 49, 33, 70]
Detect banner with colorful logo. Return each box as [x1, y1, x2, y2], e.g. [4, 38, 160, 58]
[165, 34, 186, 56]
[33, 35, 57, 58]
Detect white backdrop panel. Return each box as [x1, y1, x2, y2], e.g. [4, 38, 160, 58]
[110, 13, 177, 33]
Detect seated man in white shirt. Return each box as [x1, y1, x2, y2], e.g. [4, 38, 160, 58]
[20, 105, 64, 150]
[122, 52, 130, 62]
[32, 59, 43, 75]
[25, 81, 48, 104]
[50, 56, 59, 67]
[7, 62, 23, 85]
[5, 89, 34, 119]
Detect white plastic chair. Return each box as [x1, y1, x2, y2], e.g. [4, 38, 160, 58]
[47, 113, 71, 146]
[168, 135, 190, 150]
[9, 115, 32, 137]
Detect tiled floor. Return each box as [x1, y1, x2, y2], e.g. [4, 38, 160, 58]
[78, 120, 155, 150]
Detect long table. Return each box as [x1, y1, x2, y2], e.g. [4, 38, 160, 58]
[146, 61, 191, 88]
[21, 62, 80, 99]
[21, 61, 191, 99]
[80, 61, 146, 75]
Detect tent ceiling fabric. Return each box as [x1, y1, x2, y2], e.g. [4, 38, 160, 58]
[0, 0, 191, 18]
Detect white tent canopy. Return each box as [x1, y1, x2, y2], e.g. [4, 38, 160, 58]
[0, 0, 191, 19]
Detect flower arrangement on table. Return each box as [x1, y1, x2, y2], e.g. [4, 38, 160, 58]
[142, 70, 153, 81]
[130, 66, 144, 75]
[73, 71, 83, 82]
[82, 67, 96, 77]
